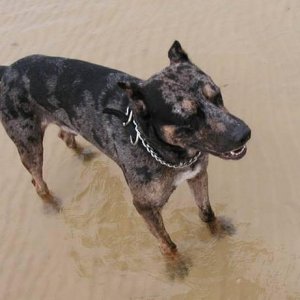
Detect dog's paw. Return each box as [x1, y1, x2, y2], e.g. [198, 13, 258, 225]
[73, 146, 98, 161]
[42, 194, 63, 214]
[164, 251, 192, 280]
[207, 216, 236, 237]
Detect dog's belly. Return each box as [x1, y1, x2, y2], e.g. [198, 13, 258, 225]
[173, 163, 201, 186]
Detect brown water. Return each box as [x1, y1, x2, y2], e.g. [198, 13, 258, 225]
[1, 1, 300, 299]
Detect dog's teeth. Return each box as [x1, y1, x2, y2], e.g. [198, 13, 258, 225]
[229, 145, 246, 157]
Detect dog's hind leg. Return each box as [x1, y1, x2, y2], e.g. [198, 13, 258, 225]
[58, 128, 77, 149]
[58, 127, 98, 161]
[1, 114, 51, 200]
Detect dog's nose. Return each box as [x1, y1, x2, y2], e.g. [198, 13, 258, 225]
[232, 125, 251, 146]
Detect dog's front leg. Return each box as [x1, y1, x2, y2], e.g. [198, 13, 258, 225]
[187, 170, 216, 223]
[133, 200, 177, 256]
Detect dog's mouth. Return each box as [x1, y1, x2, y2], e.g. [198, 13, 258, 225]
[219, 145, 247, 160]
[208, 145, 247, 160]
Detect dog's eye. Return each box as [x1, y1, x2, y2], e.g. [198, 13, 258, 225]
[196, 106, 205, 120]
[211, 93, 224, 106]
[202, 84, 223, 106]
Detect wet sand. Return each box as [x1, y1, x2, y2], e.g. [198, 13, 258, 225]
[1, 1, 300, 299]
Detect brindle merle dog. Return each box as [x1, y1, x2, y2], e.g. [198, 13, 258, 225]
[0, 41, 250, 256]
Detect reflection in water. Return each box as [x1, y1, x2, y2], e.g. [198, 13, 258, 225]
[60, 155, 288, 298]
[1, 0, 300, 298]
[63, 155, 196, 280]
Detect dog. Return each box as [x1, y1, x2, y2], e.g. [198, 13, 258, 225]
[0, 41, 250, 256]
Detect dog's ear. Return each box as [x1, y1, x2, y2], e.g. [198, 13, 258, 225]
[168, 40, 189, 64]
[118, 82, 147, 115]
[117, 81, 143, 100]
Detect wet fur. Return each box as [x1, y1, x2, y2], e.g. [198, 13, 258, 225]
[0, 41, 250, 257]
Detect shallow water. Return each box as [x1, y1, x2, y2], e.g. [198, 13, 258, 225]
[0, 1, 300, 299]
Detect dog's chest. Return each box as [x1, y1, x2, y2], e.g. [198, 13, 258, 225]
[173, 164, 202, 186]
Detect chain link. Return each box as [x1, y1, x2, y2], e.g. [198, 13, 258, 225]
[123, 107, 201, 169]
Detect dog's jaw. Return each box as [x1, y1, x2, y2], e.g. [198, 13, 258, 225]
[206, 144, 248, 160]
[220, 145, 247, 160]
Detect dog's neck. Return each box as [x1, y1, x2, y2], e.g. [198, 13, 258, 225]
[104, 106, 201, 168]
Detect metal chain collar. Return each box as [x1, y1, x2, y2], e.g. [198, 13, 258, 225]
[122, 107, 201, 169]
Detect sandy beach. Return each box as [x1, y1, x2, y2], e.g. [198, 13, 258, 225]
[0, 0, 300, 299]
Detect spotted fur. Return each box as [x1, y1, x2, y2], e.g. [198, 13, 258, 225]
[0, 41, 250, 258]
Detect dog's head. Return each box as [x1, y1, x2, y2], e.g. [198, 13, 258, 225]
[118, 41, 251, 160]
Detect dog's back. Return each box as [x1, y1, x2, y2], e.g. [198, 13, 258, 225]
[0, 66, 6, 78]
[0, 55, 137, 151]
[1, 55, 124, 113]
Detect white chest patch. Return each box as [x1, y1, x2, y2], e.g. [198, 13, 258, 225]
[173, 164, 202, 187]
